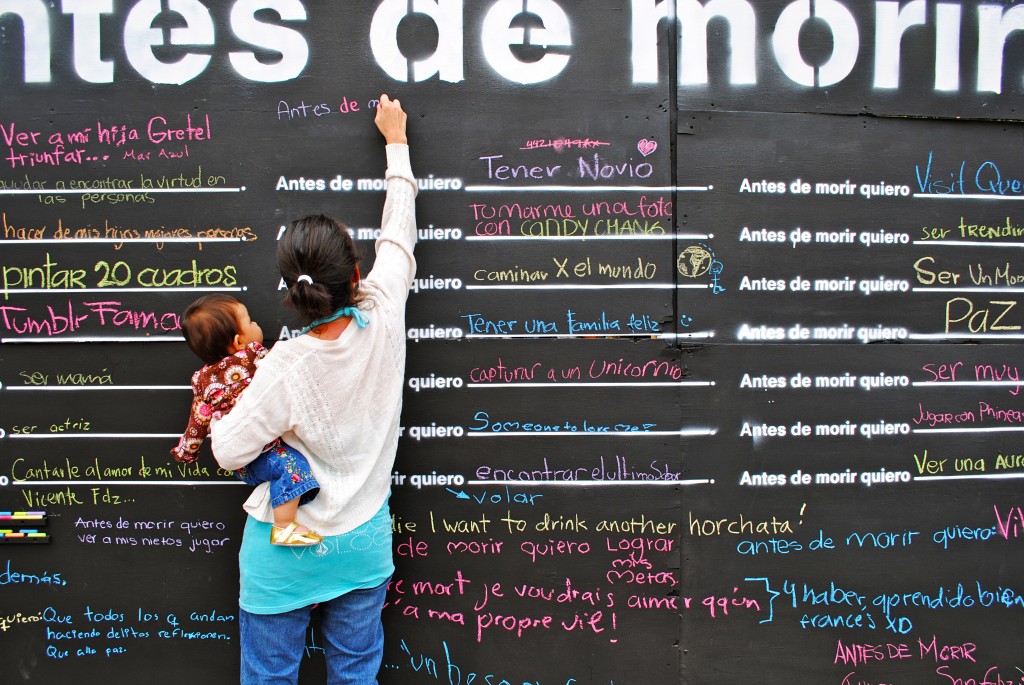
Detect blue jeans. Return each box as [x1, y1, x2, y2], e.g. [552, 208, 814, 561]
[236, 440, 320, 509]
[239, 578, 389, 685]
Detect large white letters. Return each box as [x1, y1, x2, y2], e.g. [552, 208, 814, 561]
[873, 0, 925, 89]
[481, 0, 572, 84]
[7, 0, 308, 85]
[977, 4, 1024, 93]
[934, 3, 961, 92]
[630, 0, 667, 84]
[678, 0, 755, 85]
[773, 0, 859, 87]
[228, 0, 309, 82]
[0, 0, 1019, 96]
[370, 0, 464, 83]
[872, 1, 961, 92]
[124, 0, 213, 85]
[0, 0, 50, 82]
[63, 0, 113, 83]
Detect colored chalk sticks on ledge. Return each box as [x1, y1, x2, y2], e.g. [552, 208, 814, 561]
[0, 529, 50, 543]
[0, 511, 50, 544]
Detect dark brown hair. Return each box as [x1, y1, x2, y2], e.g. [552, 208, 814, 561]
[181, 294, 242, 364]
[278, 213, 362, 322]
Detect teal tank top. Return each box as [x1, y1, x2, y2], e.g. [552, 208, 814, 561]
[238, 500, 394, 614]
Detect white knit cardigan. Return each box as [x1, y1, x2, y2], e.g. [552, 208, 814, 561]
[210, 144, 417, 536]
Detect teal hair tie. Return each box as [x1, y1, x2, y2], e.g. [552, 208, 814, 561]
[299, 306, 370, 335]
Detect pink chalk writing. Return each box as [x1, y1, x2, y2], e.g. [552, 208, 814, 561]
[2, 115, 213, 169]
[520, 138, 610, 150]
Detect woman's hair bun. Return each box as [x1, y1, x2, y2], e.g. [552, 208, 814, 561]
[278, 213, 361, 321]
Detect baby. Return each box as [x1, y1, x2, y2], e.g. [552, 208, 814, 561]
[172, 294, 322, 546]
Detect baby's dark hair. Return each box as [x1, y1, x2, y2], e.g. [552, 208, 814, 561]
[181, 294, 242, 364]
[278, 213, 362, 322]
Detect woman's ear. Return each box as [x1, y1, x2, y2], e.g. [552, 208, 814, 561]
[351, 264, 361, 286]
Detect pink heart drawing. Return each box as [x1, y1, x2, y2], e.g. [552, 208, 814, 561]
[637, 139, 657, 157]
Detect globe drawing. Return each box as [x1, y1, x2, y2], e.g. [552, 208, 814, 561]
[677, 245, 712, 277]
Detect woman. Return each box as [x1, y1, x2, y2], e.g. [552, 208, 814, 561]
[210, 94, 415, 684]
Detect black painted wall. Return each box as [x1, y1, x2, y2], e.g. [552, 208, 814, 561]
[1, 2, 1022, 683]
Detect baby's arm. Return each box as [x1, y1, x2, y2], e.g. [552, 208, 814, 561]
[170, 372, 211, 463]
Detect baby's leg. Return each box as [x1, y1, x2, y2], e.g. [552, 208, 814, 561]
[270, 498, 321, 545]
[272, 498, 302, 529]
[263, 441, 321, 545]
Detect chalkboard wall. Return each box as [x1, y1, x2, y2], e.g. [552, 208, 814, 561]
[2, 2, 1022, 683]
